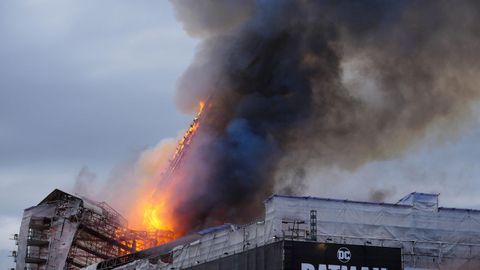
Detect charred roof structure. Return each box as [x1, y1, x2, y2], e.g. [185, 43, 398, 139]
[83, 192, 480, 270]
[14, 189, 173, 270]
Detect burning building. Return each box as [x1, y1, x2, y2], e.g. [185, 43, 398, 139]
[13, 189, 173, 270]
[11, 1, 480, 269]
[76, 192, 480, 270]
[82, 0, 480, 246]
[129, 0, 480, 240]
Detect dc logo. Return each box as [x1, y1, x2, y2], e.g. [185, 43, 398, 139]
[337, 247, 351, 263]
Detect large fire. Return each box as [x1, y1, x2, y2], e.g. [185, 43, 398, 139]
[128, 101, 206, 241]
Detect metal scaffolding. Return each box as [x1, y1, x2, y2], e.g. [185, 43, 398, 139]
[15, 189, 174, 270]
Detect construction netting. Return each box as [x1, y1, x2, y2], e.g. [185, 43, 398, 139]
[91, 193, 480, 270]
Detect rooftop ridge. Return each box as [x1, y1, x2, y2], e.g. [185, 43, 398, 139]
[266, 193, 480, 213]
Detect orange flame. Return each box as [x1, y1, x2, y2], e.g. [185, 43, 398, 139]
[198, 100, 205, 116]
[133, 100, 207, 236]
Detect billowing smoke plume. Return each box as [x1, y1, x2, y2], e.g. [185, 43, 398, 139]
[150, 0, 480, 234]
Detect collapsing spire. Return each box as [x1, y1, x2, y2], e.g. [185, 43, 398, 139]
[142, 0, 480, 236]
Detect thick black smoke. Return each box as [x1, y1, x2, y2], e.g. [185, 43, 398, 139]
[166, 0, 480, 233]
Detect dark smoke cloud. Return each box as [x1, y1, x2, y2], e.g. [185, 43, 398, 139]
[369, 189, 393, 203]
[166, 0, 480, 233]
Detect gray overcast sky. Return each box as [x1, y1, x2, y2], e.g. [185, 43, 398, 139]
[1, 1, 480, 269]
[0, 1, 196, 267]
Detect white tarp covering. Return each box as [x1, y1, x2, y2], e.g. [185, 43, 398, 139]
[16, 197, 82, 270]
[265, 193, 480, 269]
[111, 193, 480, 270]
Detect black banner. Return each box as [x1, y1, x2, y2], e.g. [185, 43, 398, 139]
[285, 241, 402, 270]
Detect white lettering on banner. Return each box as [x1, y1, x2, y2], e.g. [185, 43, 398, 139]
[301, 263, 315, 270]
[301, 265, 388, 270]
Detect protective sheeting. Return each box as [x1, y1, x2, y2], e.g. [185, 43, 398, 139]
[84, 263, 99, 270]
[170, 223, 274, 269]
[112, 238, 283, 270]
[266, 193, 480, 269]
[105, 193, 480, 270]
[16, 204, 56, 270]
[112, 259, 156, 270]
[17, 189, 151, 270]
[16, 195, 82, 270]
[397, 192, 439, 212]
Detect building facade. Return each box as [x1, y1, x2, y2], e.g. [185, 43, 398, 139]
[88, 192, 480, 270]
[15, 189, 170, 270]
